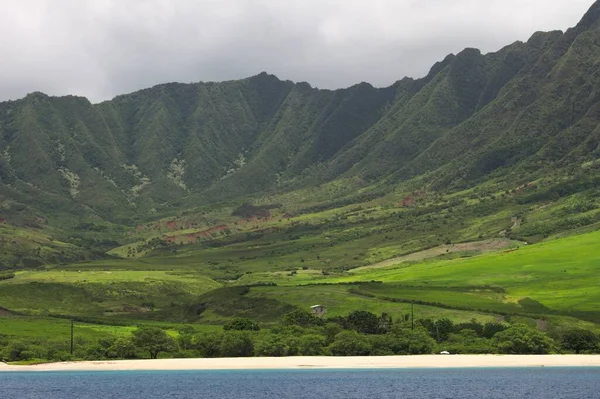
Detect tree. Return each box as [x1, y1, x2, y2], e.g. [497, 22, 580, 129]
[255, 334, 298, 357]
[455, 319, 483, 336]
[132, 327, 177, 359]
[446, 329, 494, 354]
[112, 337, 137, 359]
[345, 311, 381, 334]
[419, 318, 455, 342]
[379, 312, 393, 334]
[177, 325, 196, 350]
[390, 327, 436, 355]
[433, 318, 454, 342]
[299, 334, 327, 356]
[220, 331, 254, 357]
[223, 318, 260, 331]
[87, 337, 116, 360]
[282, 310, 324, 328]
[562, 329, 598, 354]
[194, 332, 223, 358]
[369, 335, 397, 356]
[323, 323, 342, 344]
[2, 341, 32, 362]
[328, 331, 372, 356]
[494, 324, 556, 354]
[482, 322, 507, 339]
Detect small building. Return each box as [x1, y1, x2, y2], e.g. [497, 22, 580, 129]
[310, 304, 327, 317]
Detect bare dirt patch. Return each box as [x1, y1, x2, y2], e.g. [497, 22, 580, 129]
[354, 239, 520, 272]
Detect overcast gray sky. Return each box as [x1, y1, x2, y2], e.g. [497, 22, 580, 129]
[0, 0, 594, 102]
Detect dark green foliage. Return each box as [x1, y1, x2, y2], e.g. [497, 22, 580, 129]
[255, 334, 299, 357]
[131, 327, 177, 359]
[389, 328, 436, 355]
[482, 322, 508, 339]
[219, 331, 254, 357]
[342, 311, 392, 334]
[223, 318, 260, 331]
[328, 331, 372, 356]
[194, 332, 224, 358]
[420, 318, 455, 342]
[298, 334, 327, 356]
[494, 324, 556, 354]
[343, 311, 381, 334]
[444, 329, 495, 354]
[111, 337, 137, 359]
[561, 328, 598, 354]
[232, 203, 280, 218]
[1, 341, 32, 362]
[281, 310, 324, 328]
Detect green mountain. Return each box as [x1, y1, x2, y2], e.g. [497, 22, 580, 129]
[0, 2, 600, 257]
[2, 3, 600, 358]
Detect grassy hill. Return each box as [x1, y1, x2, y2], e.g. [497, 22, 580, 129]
[1, 1, 600, 353]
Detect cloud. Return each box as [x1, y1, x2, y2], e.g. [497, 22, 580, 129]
[0, 0, 593, 102]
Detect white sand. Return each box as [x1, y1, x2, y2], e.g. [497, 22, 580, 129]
[1, 355, 600, 372]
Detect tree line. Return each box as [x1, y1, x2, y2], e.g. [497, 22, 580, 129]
[1, 310, 599, 362]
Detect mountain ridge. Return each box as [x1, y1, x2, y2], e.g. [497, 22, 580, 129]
[0, 1, 599, 231]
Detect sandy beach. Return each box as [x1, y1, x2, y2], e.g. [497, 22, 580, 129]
[1, 355, 600, 372]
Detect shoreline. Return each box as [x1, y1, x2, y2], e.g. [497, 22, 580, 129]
[1, 355, 600, 372]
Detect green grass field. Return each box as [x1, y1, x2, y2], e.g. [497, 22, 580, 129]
[246, 285, 502, 324]
[254, 229, 600, 325]
[1, 190, 599, 343]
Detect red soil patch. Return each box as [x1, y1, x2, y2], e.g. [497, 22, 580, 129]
[186, 234, 198, 244]
[398, 196, 415, 207]
[0, 307, 12, 316]
[398, 190, 427, 207]
[208, 225, 228, 233]
[196, 231, 212, 239]
[178, 224, 231, 244]
[166, 220, 178, 230]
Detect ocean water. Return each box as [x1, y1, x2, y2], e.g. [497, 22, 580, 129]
[1, 368, 599, 399]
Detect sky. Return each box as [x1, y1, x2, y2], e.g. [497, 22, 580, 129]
[0, 0, 594, 102]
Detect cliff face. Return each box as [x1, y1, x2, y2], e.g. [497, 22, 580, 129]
[1, 2, 600, 223]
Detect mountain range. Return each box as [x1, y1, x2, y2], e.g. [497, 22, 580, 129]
[1, 2, 600, 242]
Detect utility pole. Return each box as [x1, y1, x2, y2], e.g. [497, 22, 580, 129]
[70, 320, 74, 355]
[411, 301, 414, 330]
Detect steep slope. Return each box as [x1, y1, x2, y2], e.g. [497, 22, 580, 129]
[390, 2, 600, 189]
[0, 1, 599, 230]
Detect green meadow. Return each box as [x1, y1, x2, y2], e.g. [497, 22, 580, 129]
[1, 186, 599, 348]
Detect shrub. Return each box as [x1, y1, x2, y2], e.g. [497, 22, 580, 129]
[132, 327, 177, 359]
[328, 331, 372, 356]
[223, 318, 260, 331]
[220, 331, 254, 357]
[494, 324, 556, 354]
[561, 329, 598, 354]
[299, 334, 327, 356]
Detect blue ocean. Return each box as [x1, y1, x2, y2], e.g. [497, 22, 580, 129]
[1, 368, 599, 399]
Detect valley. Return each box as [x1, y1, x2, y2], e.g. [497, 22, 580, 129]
[2, 1, 600, 361]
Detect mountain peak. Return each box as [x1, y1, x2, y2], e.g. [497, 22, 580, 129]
[576, 0, 600, 30]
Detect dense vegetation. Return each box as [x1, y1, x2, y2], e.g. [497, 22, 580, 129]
[1, 1, 600, 362]
[1, 311, 598, 363]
